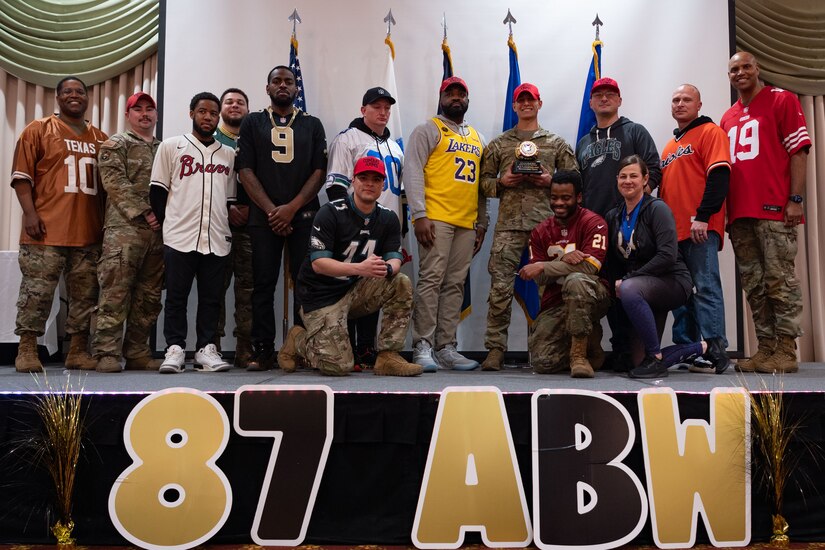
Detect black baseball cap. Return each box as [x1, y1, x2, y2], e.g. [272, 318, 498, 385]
[362, 86, 396, 106]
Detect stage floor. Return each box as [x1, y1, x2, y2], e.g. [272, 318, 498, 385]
[1, 361, 822, 394]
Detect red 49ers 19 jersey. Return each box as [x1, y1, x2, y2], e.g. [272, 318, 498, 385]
[720, 86, 811, 223]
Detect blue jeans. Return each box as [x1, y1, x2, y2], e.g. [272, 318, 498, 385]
[672, 232, 727, 345]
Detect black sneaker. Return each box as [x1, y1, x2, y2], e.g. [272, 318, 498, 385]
[703, 337, 730, 374]
[246, 343, 275, 371]
[353, 345, 378, 372]
[629, 355, 668, 379]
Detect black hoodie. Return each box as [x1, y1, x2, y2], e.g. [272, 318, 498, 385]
[576, 116, 662, 218]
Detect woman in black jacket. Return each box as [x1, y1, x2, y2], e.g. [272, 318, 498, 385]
[604, 155, 726, 378]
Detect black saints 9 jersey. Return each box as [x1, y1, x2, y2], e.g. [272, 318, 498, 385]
[297, 196, 402, 313]
[235, 108, 327, 227]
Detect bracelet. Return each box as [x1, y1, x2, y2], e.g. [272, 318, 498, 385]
[385, 262, 394, 279]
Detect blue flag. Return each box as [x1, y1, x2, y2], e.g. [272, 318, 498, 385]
[576, 40, 603, 144]
[289, 35, 307, 112]
[503, 35, 540, 324]
[502, 36, 520, 131]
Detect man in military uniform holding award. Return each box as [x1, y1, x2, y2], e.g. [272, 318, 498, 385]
[479, 83, 579, 371]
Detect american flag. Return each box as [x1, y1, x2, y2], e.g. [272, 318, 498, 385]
[289, 35, 307, 112]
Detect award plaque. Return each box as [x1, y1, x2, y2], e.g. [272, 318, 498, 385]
[512, 141, 543, 174]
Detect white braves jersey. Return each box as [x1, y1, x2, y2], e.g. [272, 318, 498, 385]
[325, 126, 404, 221]
[150, 133, 236, 256]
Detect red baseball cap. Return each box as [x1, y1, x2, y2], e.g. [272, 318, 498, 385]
[353, 156, 386, 177]
[126, 91, 156, 111]
[440, 76, 468, 94]
[591, 77, 621, 95]
[513, 83, 540, 102]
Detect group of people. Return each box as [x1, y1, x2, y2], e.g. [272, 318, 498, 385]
[10, 51, 810, 379]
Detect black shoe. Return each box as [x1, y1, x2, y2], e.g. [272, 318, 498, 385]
[603, 351, 633, 373]
[703, 337, 730, 374]
[353, 345, 378, 371]
[629, 355, 668, 379]
[247, 343, 275, 371]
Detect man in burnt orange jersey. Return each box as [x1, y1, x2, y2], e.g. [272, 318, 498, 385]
[11, 76, 107, 372]
[659, 84, 731, 374]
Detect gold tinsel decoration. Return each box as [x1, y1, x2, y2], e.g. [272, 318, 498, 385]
[748, 374, 810, 546]
[771, 513, 790, 547]
[26, 372, 87, 547]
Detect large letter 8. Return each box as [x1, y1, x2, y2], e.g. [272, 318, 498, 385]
[109, 389, 232, 550]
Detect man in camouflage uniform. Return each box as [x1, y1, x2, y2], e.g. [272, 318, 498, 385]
[479, 83, 579, 370]
[213, 88, 253, 367]
[518, 171, 610, 377]
[12, 76, 107, 373]
[277, 156, 422, 377]
[721, 52, 811, 373]
[92, 92, 163, 373]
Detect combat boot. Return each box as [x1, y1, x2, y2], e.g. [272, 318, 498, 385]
[757, 336, 798, 374]
[587, 324, 605, 371]
[481, 348, 504, 371]
[570, 336, 595, 378]
[234, 337, 252, 369]
[735, 337, 776, 373]
[374, 351, 423, 377]
[96, 355, 122, 373]
[65, 334, 97, 370]
[15, 332, 43, 373]
[277, 326, 305, 373]
[124, 356, 162, 371]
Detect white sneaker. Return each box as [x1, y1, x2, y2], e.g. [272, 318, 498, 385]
[194, 344, 231, 372]
[159, 345, 185, 374]
[435, 345, 479, 371]
[413, 340, 438, 373]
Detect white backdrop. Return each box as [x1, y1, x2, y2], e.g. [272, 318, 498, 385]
[160, 0, 736, 353]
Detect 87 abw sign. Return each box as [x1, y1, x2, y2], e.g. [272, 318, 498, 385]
[108, 385, 750, 550]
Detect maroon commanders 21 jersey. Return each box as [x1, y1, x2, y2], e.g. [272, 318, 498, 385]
[528, 207, 608, 311]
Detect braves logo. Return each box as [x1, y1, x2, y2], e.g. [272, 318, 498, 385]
[178, 155, 230, 179]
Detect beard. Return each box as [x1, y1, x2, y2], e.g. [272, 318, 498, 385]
[441, 101, 468, 119]
[221, 113, 245, 127]
[192, 120, 216, 139]
[269, 92, 296, 108]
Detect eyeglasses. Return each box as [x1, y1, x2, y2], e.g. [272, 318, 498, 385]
[591, 91, 618, 100]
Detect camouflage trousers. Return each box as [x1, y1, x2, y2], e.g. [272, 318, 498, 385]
[297, 273, 413, 375]
[485, 229, 530, 351]
[529, 273, 611, 372]
[730, 218, 802, 339]
[217, 228, 253, 341]
[15, 243, 100, 336]
[92, 225, 164, 359]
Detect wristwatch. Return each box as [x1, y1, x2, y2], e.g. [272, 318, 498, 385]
[789, 194, 803, 204]
[385, 262, 394, 279]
